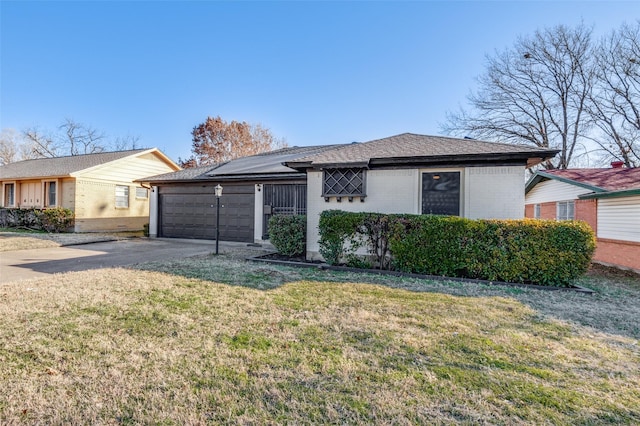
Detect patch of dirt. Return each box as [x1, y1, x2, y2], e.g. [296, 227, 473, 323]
[588, 263, 640, 279]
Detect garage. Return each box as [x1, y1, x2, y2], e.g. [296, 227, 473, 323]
[158, 183, 254, 242]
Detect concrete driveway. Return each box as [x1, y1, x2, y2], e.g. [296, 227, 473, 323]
[0, 238, 254, 284]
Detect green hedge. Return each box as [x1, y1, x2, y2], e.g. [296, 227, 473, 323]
[268, 215, 306, 257]
[317, 210, 596, 287]
[0, 207, 75, 233]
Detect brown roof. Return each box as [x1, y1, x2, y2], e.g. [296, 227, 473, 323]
[285, 133, 559, 169]
[542, 168, 640, 192]
[0, 149, 158, 180]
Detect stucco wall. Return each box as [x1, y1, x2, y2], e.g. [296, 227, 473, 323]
[465, 166, 525, 219]
[306, 165, 527, 260]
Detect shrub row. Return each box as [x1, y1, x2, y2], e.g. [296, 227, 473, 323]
[268, 214, 306, 257]
[0, 207, 75, 233]
[317, 210, 596, 287]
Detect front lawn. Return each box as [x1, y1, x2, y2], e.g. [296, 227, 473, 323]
[1, 255, 638, 424]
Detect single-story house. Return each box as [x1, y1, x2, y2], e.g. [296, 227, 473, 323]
[284, 133, 558, 260]
[525, 165, 640, 272]
[0, 148, 180, 232]
[140, 145, 339, 242]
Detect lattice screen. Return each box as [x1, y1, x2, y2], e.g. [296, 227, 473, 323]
[322, 168, 366, 197]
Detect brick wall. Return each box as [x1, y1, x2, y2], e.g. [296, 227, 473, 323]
[594, 239, 640, 273]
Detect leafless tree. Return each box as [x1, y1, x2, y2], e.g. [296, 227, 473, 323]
[443, 24, 595, 169]
[60, 118, 106, 155]
[0, 128, 40, 165]
[587, 21, 640, 167]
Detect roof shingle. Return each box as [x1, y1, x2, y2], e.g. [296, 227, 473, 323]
[0, 149, 152, 179]
[286, 133, 558, 168]
[542, 168, 640, 192]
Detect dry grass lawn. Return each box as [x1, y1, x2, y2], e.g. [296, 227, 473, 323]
[1, 254, 639, 424]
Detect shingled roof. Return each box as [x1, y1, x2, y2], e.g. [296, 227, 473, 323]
[141, 145, 340, 183]
[285, 133, 559, 169]
[0, 149, 159, 179]
[526, 167, 640, 197]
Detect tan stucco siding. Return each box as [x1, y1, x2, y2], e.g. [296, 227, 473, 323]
[74, 179, 149, 232]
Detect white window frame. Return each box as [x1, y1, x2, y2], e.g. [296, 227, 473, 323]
[556, 201, 575, 221]
[115, 185, 130, 208]
[3, 182, 16, 207]
[534, 204, 541, 219]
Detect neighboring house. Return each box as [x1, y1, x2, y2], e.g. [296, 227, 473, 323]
[0, 149, 180, 232]
[140, 145, 340, 242]
[525, 165, 640, 272]
[283, 133, 558, 260]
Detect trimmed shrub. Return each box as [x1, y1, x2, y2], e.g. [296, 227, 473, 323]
[317, 211, 596, 286]
[317, 210, 365, 265]
[0, 207, 74, 233]
[268, 215, 306, 257]
[389, 215, 596, 287]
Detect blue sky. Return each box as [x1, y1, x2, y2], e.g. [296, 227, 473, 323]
[1, 1, 638, 163]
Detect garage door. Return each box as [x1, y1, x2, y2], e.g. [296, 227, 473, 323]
[159, 184, 254, 242]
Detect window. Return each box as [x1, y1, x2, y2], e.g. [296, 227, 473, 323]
[44, 181, 57, 207]
[135, 187, 149, 199]
[557, 201, 575, 221]
[322, 168, 366, 199]
[115, 185, 129, 208]
[534, 204, 541, 219]
[3, 183, 15, 207]
[422, 172, 461, 216]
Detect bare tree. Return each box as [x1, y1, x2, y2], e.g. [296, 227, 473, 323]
[60, 118, 106, 155]
[444, 24, 595, 169]
[180, 116, 287, 167]
[588, 21, 640, 167]
[21, 119, 127, 159]
[0, 128, 41, 165]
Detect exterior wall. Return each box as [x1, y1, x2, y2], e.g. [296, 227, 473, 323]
[593, 196, 639, 271]
[149, 186, 159, 238]
[74, 179, 150, 232]
[306, 169, 419, 260]
[73, 152, 178, 183]
[306, 165, 527, 260]
[465, 166, 525, 219]
[594, 239, 640, 273]
[525, 179, 592, 204]
[597, 196, 640, 243]
[524, 199, 598, 234]
[254, 184, 264, 242]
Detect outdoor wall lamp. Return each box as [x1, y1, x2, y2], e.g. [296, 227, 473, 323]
[215, 184, 223, 254]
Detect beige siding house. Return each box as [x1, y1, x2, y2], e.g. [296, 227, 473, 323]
[0, 149, 180, 232]
[285, 133, 559, 260]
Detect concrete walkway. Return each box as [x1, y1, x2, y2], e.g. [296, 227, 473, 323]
[0, 238, 268, 284]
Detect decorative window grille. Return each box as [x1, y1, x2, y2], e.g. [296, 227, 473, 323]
[322, 168, 366, 199]
[115, 185, 130, 208]
[556, 201, 574, 221]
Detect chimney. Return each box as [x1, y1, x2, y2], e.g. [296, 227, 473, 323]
[611, 161, 625, 168]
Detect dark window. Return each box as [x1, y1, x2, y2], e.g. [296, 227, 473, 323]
[421, 172, 460, 216]
[262, 184, 307, 239]
[323, 168, 366, 197]
[4, 183, 15, 207]
[45, 181, 57, 206]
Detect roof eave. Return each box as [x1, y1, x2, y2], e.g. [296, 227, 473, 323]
[579, 188, 640, 200]
[526, 170, 606, 194]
